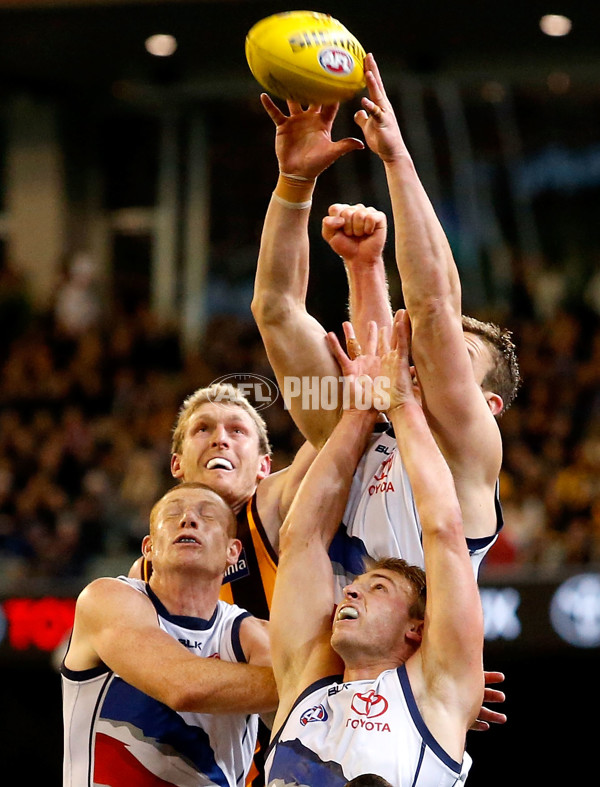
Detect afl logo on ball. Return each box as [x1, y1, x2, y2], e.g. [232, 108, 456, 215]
[318, 47, 353, 76]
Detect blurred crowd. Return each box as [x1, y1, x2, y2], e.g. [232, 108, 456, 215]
[0, 259, 301, 586]
[1, 253, 600, 588]
[490, 301, 600, 573]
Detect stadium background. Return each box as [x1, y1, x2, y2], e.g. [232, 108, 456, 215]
[0, 1, 599, 784]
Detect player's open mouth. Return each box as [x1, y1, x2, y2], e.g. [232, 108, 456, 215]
[336, 605, 359, 621]
[174, 535, 201, 545]
[206, 457, 234, 471]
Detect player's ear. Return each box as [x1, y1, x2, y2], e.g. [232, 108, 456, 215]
[171, 453, 184, 479]
[257, 454, 271, 481]
[406, 620, 423, 645]
[142, 535, 152, 558]
[226, 538, 243, 567]
[484, 391, 503, 417]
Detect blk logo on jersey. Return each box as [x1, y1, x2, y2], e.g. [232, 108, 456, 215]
[351, 689, 388, 718]
[178, 638, 203, 651]
[222, 549, 250, 585]
[300, 704, 328, 726]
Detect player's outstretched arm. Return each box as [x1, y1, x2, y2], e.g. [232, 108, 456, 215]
[356, 54, 503, 539]
[380, 312, 484, 756]
[252, 96, 364, 448]
[269, 323, 380, 727]
[354, 54, 460, 320]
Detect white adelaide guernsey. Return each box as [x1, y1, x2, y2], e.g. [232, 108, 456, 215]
[61, 578, 258, 787]
[264, 666, 471, 787]
[328, 423, 502, 600]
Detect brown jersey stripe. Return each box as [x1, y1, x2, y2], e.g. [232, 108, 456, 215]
[246, 496, 277, 610]
[219, 494, 273, 621]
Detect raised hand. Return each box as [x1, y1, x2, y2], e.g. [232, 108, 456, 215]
[260, 93, 364, 180]
[322, 203, 387, 266]
[326, 321, 383, 413]
[354, 53, 405, 164]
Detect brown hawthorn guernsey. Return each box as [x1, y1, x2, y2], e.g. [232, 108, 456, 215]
[219, 495, 278, 620]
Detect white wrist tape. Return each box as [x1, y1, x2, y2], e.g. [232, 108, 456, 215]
[272, 192, 312, 210]
[279, 171, 314, 182]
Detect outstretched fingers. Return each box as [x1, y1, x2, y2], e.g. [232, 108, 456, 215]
[471, 670, 507, 731]
[378, 326, 390, 357]
[326, 330, 352, 372]
[364, 53, 389, 105]
[260, 93, 287, 125]
[319, 102, 340, 124]
[342, 321, 361, 361]
[391, 309, 411, 355]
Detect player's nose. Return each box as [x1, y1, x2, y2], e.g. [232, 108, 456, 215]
[179, 508, 199, 528]
[343, 584, 361, 600]
[211, 424, 229, 446]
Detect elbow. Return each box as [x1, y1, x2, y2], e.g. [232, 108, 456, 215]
[251, 292, 299, 328]
[278, 517, 319, 555]
[422, 506, 464, 542]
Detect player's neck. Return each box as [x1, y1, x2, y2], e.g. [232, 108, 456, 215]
[219, 485, 256, 515]
[228, 492, 250, 515]
[149, 572, 222, 620]
[343, 655, 405, 683]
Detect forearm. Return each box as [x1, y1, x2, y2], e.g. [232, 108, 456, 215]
[175, 662, 278, 715]
[383, 156, 461, 315]
[345, 257, 393, 348]
[252, 179, 314, 322]
[84, 595, 279, 717]
[283, 408, 377, 548]
[252, 185, 344, 446]
[272, 408, 376, 691]
[130, 655, 278, 715]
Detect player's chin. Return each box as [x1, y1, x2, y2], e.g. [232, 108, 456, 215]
[194, 467, 235, 484]
[330, 625, 355, 650]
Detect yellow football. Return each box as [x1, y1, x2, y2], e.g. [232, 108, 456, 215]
[245, 10, 366, 104]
